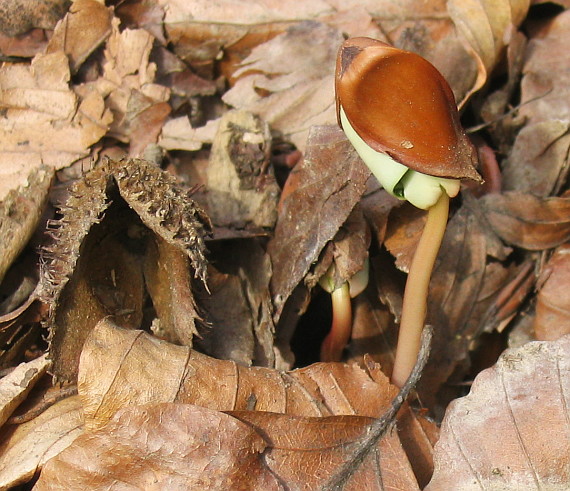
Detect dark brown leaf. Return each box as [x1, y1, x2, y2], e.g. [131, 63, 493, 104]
[481, 191, 570, 250]
[534, 244, 570, 341]
[268, 125, 370, 321]
[197, 239, 276, 368]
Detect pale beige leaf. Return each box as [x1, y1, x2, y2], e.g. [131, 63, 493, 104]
[0, 51, 112, 200]
[0, 355, 49, 427]
[0, 396, 83, 490]
[0, 166, 54, 284]
[158, 116, 218, 152]
[447, 0, 530, 105]
[427, 335, 570, 490]
[222, 22, 343, 151]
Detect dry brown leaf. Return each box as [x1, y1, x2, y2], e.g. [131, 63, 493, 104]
[502, 9, 570, 196]
[197, 239, 276, 368]
[427, 335, 570, 490]
[78, 318, 399, 431]
[223, 22, 343, 151]
[0, 165, 53, 285]
[0, 395, 83, 490]
[0, 354, 49, 427]
[159, 0, 335, 77]
[268, 125, 370, 321]
[232, 409, 419, 490]
[41, 158, 210, 382]
[143, 236, 199, 347]
[46, 0, 113, 74]
[534, 244, 570, 341]
[74, 22, 170, 157]
[447, 0, 530, 106]
[35, 402, 419, 490]
[35, 403, 279, 491]
[0, 28, 50, 58]
[0, 51, 112, 201]
[481, 191, 570, 250]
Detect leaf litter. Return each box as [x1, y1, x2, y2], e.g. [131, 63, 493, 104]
[2, 0, 570, 489]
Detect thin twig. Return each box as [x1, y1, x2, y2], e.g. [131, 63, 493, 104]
[6, 384, 78, 424]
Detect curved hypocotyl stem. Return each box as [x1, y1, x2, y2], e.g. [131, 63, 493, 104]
[391, 191, 449, 388]
[320, 282, 352, 362]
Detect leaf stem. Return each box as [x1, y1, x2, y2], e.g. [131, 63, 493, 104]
[321, 282, 352, 362]
[391, 191, 449, 388]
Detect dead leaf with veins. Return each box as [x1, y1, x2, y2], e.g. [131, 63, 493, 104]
[427, 335, 570, 490]
[268, 124, 370, 321]
[46, 0, 113, 74]
[223, 22, 343, 151]
[34, 402, 420, 490]
[0, 395, 83, 490]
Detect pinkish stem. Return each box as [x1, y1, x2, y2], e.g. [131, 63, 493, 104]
[321, 282, 352, 362]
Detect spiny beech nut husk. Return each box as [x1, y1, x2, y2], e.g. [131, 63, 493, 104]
[336, 37, 481, 182]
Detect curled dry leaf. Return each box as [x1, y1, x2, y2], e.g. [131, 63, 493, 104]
[447, 0, 530, 106]
[0, 395, 83, 490]
[223, 21, 343, 151]
[41, 158, 210, 382]
[78, 318, 399, 430]
[481, 191, 570, 250]
[46, 0, 113, 74]
[0, 165, 54, 285]
[534, 244, 570, 341]
[502, 9, 570, 196]
[35, 403, 419, 491]
[73, 21, 170, 157]
[159, 0, 334, 76]
[268, 125, 370, 320]
[0, 51, 112, 201]
[35, 403, 279, 491]
[427, 335, 570, 490]
[0, 354, 49, 427]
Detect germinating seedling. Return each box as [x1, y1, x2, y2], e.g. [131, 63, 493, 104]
[334, 38, 482, 387]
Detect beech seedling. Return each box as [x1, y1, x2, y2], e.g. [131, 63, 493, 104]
[335, 38, 482, 387]
[319, 259, 369, 362]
